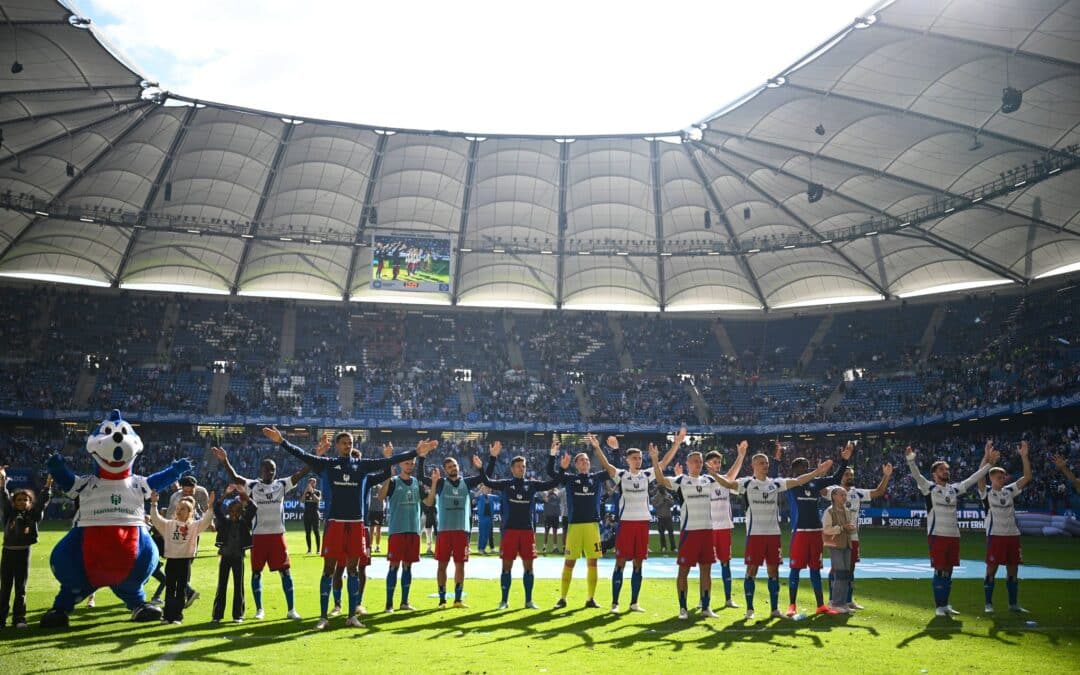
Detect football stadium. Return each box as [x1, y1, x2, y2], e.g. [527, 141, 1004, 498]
[0, 0, 1079, 672]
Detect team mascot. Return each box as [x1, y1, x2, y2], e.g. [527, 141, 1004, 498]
[41, 410, 192, 627]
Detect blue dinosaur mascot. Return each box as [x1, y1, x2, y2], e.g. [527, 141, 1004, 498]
[41, 410, 192, 628]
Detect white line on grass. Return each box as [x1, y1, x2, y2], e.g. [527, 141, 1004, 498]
[138, 638, 194, 675]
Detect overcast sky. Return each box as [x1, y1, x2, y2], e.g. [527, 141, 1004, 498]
[80, 0, 878, 135]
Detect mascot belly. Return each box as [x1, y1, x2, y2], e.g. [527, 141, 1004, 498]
[41, 410, 191, 628]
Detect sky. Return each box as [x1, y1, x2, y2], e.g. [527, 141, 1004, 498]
[79, 0, 879, 135]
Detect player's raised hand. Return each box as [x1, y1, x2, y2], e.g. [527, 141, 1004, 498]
[773, 441, 783, 461]
[883, 462, 894, 477]
[647, 442, 657, 455]
[416, 439, 439, 457]
[606, 435, 619, 450]
[987, 445, 1001, 465]
[737, 440, 748, 455]
[316, 432, 331, 456]
[430, 468, 441, 483]
[548, 438, 559, 456]
[815, 459, 834, 475]
[984, 440, 995, 459]
[560, 453, 571, 470]
[382, 442, 394, 458]
[262, 426, 284, 444]
[841, 441, 855, 460]
[472, 454, 483, 470]
[904, 446, 916, 461]
[210, 446, 227, 462]
[674, 462, 684, 477]
[492, 440, 504, 457]
[1052, 453, 1067, 469]
[584, 433, 599, 449]
[149, 490, 158, 505]
[674, 426, 688, 446]
[1018, 440, 1029, 458]
[648, 445, 660, 462]
[207, 490, 216, 506]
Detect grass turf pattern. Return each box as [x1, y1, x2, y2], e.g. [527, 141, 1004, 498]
[1, 526, 1076, 674]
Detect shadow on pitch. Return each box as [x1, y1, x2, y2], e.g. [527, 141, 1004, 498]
[1, 614, 311, 671]
[365, 603, 623, 653]
[986, 616, 1061, 647]
[896, 615, 998, 649]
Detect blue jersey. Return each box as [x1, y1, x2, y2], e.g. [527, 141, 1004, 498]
[481, 455, 560, 531]
[786, 461, 846, 532]
[552, 461, 608, 524]
[280, 440, 413, 522]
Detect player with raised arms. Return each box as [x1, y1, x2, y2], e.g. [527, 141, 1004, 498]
[824, 461, 892, 610]
[379, 445, 438, 612]
[735, 449, 834, 620]
[552, 434, 611, 610]
[906, 441, 997, 616]
[212, 443, 318, 620]
[422, 454, 486, 608]
[591, 433, 676, 614]
[780, 441, 851, 617]
[267, 426, 433, 629]
[670, 451, 724, 619]
[979, 440, 1032, 613]
[704, 440, 748, 610]
[481, 439, 563, 609]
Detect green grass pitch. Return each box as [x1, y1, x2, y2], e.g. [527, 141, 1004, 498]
[1, 525, 1077, 674]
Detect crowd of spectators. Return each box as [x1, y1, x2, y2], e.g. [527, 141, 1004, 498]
[0, 282, 1076, 426]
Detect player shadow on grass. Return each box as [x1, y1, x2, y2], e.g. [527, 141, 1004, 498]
[987, 616, 1061, 647]
[896, 616, 998, 649]
[598, 613, 844, 653]
[2, 616, 310, 671]
[366, 605, 619, 652]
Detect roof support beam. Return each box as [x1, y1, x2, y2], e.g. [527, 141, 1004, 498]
[0, 84, 141, 98]
[115, 105, 196, 285]
[555, 142, 569, 308]
[880, 19, 1080, 71]
[0, 102, 148, 167]
[683, 145, 769, 310]
[699, 135, 1077, 237]
[783, 82, 1056, 155]
[451, 140, 479, 305]
[0, 106, 153, 268]
[650, 141, 666, 310]
[343, 132, 389, 299]
[231, 121, 295, 293]
[0, 96, 143, 127]
[896, 227, 1027, 284]
[694, 141, 890, 298]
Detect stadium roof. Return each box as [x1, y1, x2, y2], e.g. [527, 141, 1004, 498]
[0, 0, 1078, 311]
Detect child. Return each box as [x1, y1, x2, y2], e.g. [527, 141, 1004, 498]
[148, 489, 215, 624]
[822, 487, 856, 614]
[1, 468, 52, 629]
[212, 484, 253, 623]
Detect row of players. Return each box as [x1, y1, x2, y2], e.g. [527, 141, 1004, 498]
[5, 428, 1078, 628]
[190, 427, 1048, 627]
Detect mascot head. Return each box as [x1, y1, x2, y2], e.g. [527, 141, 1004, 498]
[86, 409, 143, 478]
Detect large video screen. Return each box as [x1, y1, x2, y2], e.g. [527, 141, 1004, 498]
[371, 232, 453, 293]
